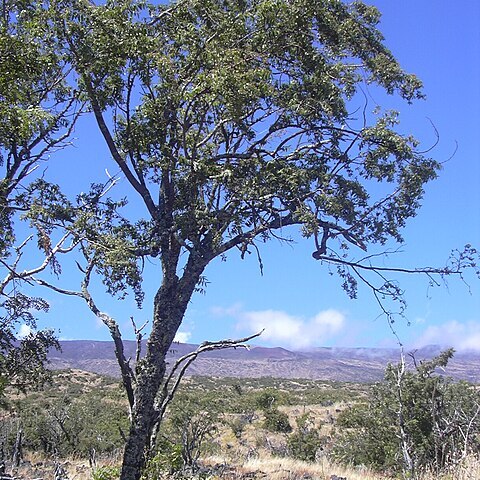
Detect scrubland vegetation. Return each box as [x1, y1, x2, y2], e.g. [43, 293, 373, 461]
[1, 351, 480, 480]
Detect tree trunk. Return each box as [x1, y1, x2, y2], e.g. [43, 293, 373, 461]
[119, 269, 202, 480]
[120, 360, 166, 480]
[12, 428, 22, 468]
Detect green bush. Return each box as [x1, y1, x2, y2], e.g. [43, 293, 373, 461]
[334, 403, 398, 470]
[157, 393, 219, 470]
[287, 429, 322, 462]
[142, 441, 183, 479]
[92, 466, 120, 480]
[287, 413, 322, 462]
[254, 388, 291, 409]
[263, 408, 292, 433]
[226, 414, 251, 439]
[16, 388, 129, 457]
[255, 390, 278, 410]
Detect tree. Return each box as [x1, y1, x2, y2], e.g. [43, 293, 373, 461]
[0, 0, 83, 394]
[5, 0, 478, 479]
[334, 350, 480, 478]
[161, 392, 219, 471]
[263, 408, 292, 434]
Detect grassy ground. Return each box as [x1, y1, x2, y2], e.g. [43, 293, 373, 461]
[11, 452, 480, 480]
[204, 455, 480, 480]
[4, 372, 480, 480]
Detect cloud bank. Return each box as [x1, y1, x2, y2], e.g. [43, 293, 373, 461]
[414, 320, 480, 351]
[214, 305, 345, 350]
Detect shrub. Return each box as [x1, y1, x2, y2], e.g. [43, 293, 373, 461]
[287, 413, 322, 462]
[142, 441, 183, 479]
[92, 466, 120, 480]
[287, 429, 322, 462]
[158, 393, 219, 470]
[334, 403, 398, 470]
[254, 388, 291, 409]
[263, 408, 292, 433]
[17, 388, 129, 457]
[333, 349, 480, 477]
[226, 414, 252, 439]
[255, 390, 278, 410]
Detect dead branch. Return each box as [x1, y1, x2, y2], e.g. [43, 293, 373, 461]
[149, 330, 263, 449]
[130, 316, 148, 374]
[33, 259, 137, 411]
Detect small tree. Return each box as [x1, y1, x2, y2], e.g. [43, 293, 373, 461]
[254, 388, 291, 433]
[263, 408, 292, 434]
[287, 413, 323, 462]
[154, 392, 218, 473]
[255, 390, 281, 410]
[334, 349, 480, 478]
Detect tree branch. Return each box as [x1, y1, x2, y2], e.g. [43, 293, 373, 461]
[82, 76, 158, 220]
[150, 330, 263, 448]
[79, 262, 136, 410]
[313, 254, 464, 276]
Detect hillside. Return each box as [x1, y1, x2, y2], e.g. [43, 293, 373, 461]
[48, 341, 480, 382]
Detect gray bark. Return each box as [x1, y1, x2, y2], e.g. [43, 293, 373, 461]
[120, 261, 206, 480]
[11, 429, 22, 468]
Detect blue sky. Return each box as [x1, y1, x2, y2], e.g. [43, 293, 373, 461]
[31, 0, 480, 351]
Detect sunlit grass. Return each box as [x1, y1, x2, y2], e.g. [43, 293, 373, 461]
[204, 454, 480, 480]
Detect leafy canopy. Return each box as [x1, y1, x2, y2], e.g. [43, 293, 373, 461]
[22, 0, 444, 311]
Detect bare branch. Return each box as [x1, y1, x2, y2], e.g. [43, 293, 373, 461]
[79, 263, 136, 409]
[313, 254, 463, 276]
[131, 316, 148, 374]
[32, 278, 84, 297]
[152, 330, 263, 432]
[82, 76, 158, 220]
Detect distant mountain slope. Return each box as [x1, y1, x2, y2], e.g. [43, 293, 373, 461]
[48, 341, 480, 383]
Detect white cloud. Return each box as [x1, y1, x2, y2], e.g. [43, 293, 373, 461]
[234, 307, 346, 350]
[174, 331, 192, 343]
[211, 303, 243, 318]
[18, 324, 32, 339]
[241, 310, 302, 345]
[312, 310, 344, 333]
[414, 317, 426, 325]
[414, 320, 480, 351]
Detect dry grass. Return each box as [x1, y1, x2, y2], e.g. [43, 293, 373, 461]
[206, 402, 480, 480]
[11, 450, 480, 480]
[9, 451, 121, 480]
[419, 456, 480, 480]
[205, 455, 386, 479]
[203, 455, 480, 480]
